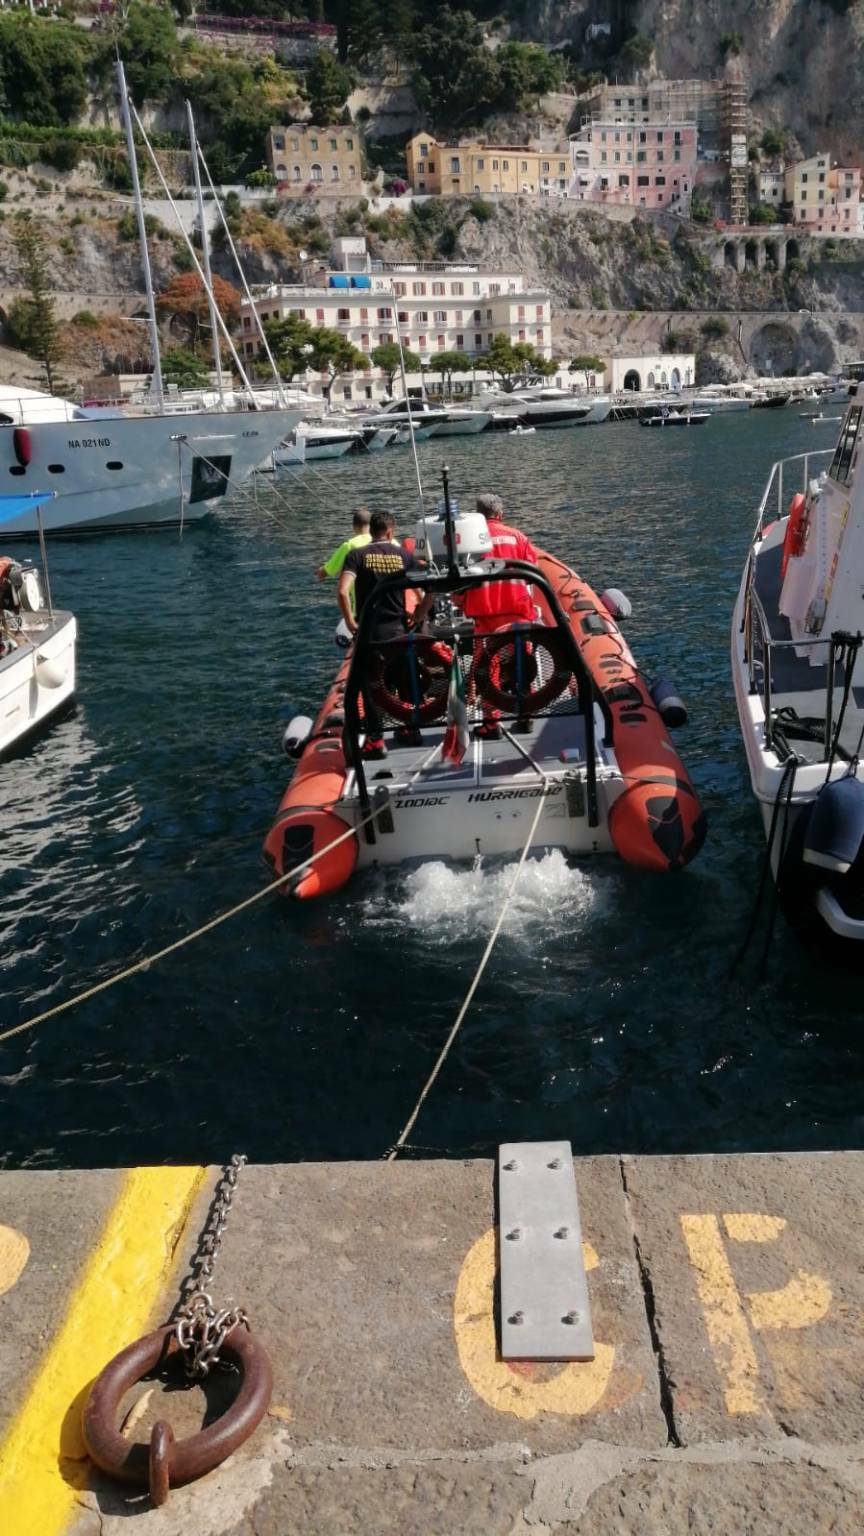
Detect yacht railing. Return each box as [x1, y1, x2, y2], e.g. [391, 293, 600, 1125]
[754, 448, 833, 540]
[744, 579, 846, 757]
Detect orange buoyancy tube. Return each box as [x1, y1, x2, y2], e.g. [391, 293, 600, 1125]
[263, 663, 357, 899]
[780, 492, 807, 580]
[535, 551, 706, 872]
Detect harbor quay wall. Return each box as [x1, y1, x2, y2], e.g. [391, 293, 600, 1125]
[0, 1152, 863, 1534]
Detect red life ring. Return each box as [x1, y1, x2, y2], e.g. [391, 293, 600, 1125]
[366, 634, 453, 726]
[780, 492, 807, 579]
[473, 626, 572, 716]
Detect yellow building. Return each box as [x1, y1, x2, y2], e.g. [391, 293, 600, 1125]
[267, 124, 362, 194]
[784, 153, 862, 234]
[406, 134, 570, 198]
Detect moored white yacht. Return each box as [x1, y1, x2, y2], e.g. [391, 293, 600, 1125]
[0, 492, 75, 755]
[365, 399, 490, 438]
[732, 394, 864, 946]
[504, 388, 612, 428]
[273, 421, 362, 465]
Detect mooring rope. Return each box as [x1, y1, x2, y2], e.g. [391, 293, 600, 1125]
[386, 777, 550, 1160]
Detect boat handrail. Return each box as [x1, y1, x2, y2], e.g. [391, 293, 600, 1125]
[744, 580, 837, 757]
[754, 448, 833, 540]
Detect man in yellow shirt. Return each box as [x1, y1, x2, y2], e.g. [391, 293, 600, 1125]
[317, 506, 371, 583]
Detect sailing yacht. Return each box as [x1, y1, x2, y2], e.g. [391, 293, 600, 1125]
[0, 72, 302, 538]
[732, 391, 864, 946]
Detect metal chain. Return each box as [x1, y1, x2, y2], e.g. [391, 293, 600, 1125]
[174, 1154, 249, 1377]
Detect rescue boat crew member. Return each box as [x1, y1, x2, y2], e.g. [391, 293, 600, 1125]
[338, 510, 431, 759]
[460, 493, 538, 741]
[316, 506, 371, 583]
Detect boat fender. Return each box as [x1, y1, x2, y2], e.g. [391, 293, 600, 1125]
[35, 654, 67, 689]
[600, 588, 633, 620]
[650, 678, 688, 729]
[802, 776, 864, 874]
[335, 618, 353, 650]
[780, 493, 807, 579]
[264, 804, 357, 899]
[12, 427, 31, 468]
[282, 715, 313, 759]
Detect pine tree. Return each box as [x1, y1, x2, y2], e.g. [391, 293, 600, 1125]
[12, 214, 62, 395]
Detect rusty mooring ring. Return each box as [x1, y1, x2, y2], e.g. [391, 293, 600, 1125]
[82, 1322, 273, 1505]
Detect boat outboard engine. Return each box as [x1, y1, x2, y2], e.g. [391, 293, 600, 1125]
[413, 507, 493, 570]
[282, 715, 313, 759]
[803, 776, 864, 874]
[600, 588, 633, 620]
[650, 678, 688, 729]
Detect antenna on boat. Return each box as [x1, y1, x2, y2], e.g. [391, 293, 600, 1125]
[186, 101, 224, 405]
[440, 463, 459, 576]
[116, 59, 164, 411]
[390, 284, 438, 569]
[194, 136, 288, 406]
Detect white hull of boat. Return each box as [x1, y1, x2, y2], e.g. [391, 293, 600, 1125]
[427, 412, 491, 437]
[0, 611, 76, 755]
[0, 407, 303, 536]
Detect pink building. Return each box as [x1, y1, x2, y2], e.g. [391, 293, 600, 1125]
[569, 120, 697, 213]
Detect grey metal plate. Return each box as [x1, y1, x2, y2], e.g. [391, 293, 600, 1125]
[498, 1140, 595, 1362]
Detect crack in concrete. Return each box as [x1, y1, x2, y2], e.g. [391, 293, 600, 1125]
[283, 1439, 534, 1471]
[520, 1437, 864, 1528]
[618, 1154, 681, 1448]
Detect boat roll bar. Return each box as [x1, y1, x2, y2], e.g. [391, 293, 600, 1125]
[343, 559, 612, 841]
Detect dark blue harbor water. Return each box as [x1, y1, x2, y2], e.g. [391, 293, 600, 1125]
[2, 411, 862, 1169]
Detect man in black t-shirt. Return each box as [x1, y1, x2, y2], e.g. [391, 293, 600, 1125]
[338, 510, 424, 758]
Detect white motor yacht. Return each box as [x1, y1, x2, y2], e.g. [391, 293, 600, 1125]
[693, 387, 752, 412]
[273, 421, 362, 465]
[732, 392, 864, 946]
[0, 493, 75, 755]
[511, 388, 611, 428]
[366, 399, 490, 438]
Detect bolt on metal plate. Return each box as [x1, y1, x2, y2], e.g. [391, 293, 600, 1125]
[498, 1141, 595, 1363]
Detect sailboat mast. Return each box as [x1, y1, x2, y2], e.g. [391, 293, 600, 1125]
[186, 100, 224, 403]
[117, 59, 164, 410]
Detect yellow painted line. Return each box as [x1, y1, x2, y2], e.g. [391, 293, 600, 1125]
[680, 1212, 764, 1415]
[0, 1164, 205, 1536]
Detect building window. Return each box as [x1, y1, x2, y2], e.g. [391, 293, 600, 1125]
[601, 151, 607, 163]
[393, 283, 406, 297]
[427, 162, 436, 173]
[518, 305, 525, 320]
[489, 283, 500, 296]
[639, 130, 647, 143]
[331, 165, 340, 180]
[292, 165, 302, 181]
[536, 327, 543, 340]
[310, 163, 323, 182]
[413, 282, 426, 296]
[657, 150, 664, 163]
[637, 151, 646, 163]
[361, 333, 369, 349]
[418, 334, 427, 349]
[291, 137, 300, 150]
[337, 307, 350, 321]
[451, 157, 460, 172]
[360, 307, 368, 322]
[656, 131, 663, 143]
[492, 159, 499, 170]
[614, 151, 621, 163]
[453, 309, 462, 323]
[619, 173, 630, 187]
[378, 333, 391, 345]
[398, 310, 409, 324]
[432, 281, 445, 295]
[637, 175, 649, 187]
[433, 309, 446, 322]
[674, 149, 681, 162]
[377, 307, 392, 320]
[274, 134, 285, 150]
[330, 138, 338, 151]
[451, 282, 463, 296]
[518, 328, 526, 341]
[310, 137, 318, 151]
[456, 333, 464, 347]
[419, 142, 429, 157]
[674, 130, 681, 145]
[655, 175, 666, 186]
[316, 308, 324, 322]
[347, 138, 353, 150]
[486, 308, 493, 320]
[802, 173, 808, 184]
[348, 166, 356, 179]
[416, 310, 428, 323]
[502, 159, 509, 170]
[473, 308, 481, 322]
[535, 305, 543, 318]
[437, 334, 445, 349]
[243, 316, 251, 330]
[476, 158, 484, 170]
[343, 385, 352, 400]
[475, 332, 482, 346]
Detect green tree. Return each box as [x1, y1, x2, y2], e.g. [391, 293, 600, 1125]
[11, 213, 62, 393]
[749, 202, 780, 225]
[495, 41, 565, 110]
[568, 353, 604, 381]
[0, 14, 90, 126]
[162, 346, 210, 388]
[481, 334, 552, 392]
[371, 340, 420, 391]
[618, 33, 653, 77]
[306, 50, 355, 125]
[760, 127, 787, 157]
[261, 313, 319, 381]
[119, 3, 179, 107]
[434, 348, 470, 396]
[311, 325, 369, 400]
[412, 7, 501, 128]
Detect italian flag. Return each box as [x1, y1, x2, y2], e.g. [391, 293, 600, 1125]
[442, 651, 469, 765]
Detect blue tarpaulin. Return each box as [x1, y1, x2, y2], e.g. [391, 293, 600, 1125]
[0, 492, 55, 524]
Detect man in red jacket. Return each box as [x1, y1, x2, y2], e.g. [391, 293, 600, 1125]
[460, 493, 538, 740]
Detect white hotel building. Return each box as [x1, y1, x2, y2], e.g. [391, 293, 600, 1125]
[237, 238, 553, 403]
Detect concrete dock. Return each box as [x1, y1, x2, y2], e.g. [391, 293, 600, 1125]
[1, 1152, 863, 1534]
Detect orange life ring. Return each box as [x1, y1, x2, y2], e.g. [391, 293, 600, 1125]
[366, 633, 453, 726]
[473, 625, 572, 715]
[780, 492, 807, 579]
